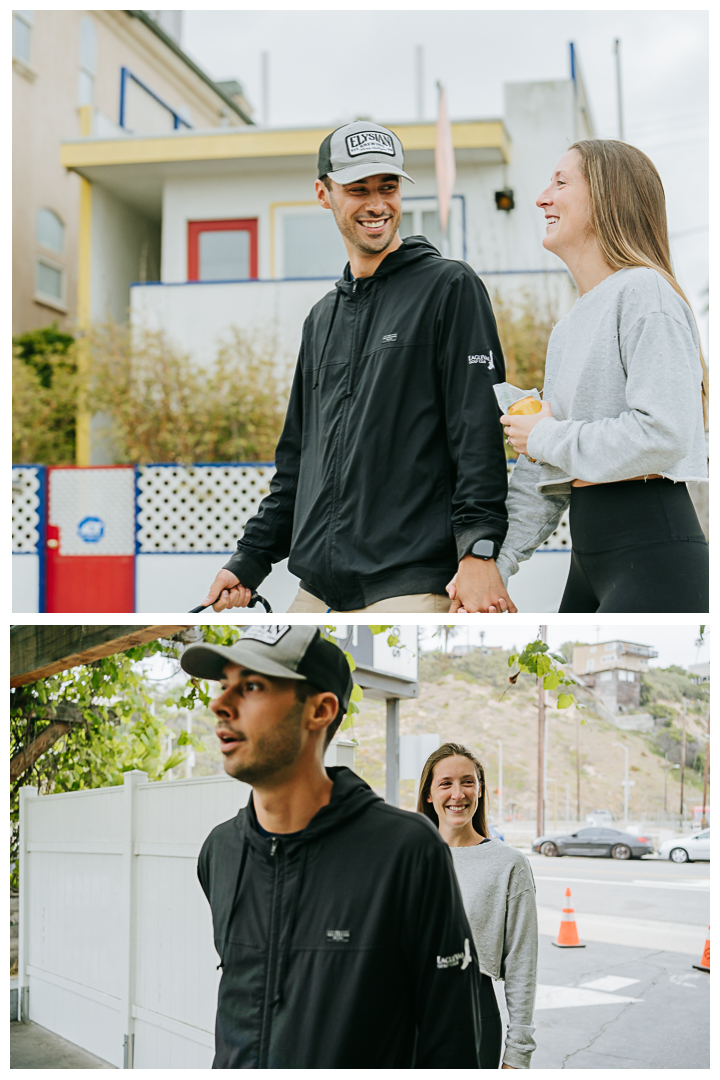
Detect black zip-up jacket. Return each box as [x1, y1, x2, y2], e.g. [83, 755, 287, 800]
[223, 237, 508, 610]
[197, 767, 483, 1068]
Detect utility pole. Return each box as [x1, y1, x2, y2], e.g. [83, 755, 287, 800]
[261, 51, 270, 126]
[415, 45, 424, 121]
[565, 783, 570, 829]
[537, 625, 547, 837]
[701, 709, 710, 828]
[663, 756, 679, 815]
[614, 39, 625, 141]
[497, 739, 503, 827]
[680, 697, 687, 825]
[614, 742, 631, 829]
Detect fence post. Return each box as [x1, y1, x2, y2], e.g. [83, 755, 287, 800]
[386, 698, 400, 806]
[18, 785, 38, 1022]
[120, 771, 147, 1068]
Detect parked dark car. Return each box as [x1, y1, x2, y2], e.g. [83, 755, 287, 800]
[532, 826, 654, 860]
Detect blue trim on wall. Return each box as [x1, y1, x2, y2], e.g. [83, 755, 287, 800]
[37, 465, 46, 613]
[130, 267, 568, 289]
[119, 66, 192, 132]
[570, 42, 576, 83]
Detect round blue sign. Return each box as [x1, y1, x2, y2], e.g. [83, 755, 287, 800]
[77, 516, 105, 543]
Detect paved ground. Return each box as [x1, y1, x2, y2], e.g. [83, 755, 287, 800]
[10, 1021, 115, 1069]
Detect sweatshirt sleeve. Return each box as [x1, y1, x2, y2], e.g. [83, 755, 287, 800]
[406, 837, 482, 1067]
[526, 313, 702, 482]
[222, 346, 304, 589]
[495, 455, 570, 583]
[435, 267, 509, 559]
[500, 881, 538, 1069]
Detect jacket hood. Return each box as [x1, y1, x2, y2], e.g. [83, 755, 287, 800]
[243, 766, 382, 844]
[336, 235, 442, 295]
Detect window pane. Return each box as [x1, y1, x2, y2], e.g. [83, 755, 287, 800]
[421, 209, 450, 251]
[37, 208, 64, 253]
[199, 229, 250, 280]
[398, 210, 417, 239]
[283, 214, 346, 278]
[36, 261, 63, 299]
[13, 15, 31, 61]
[78, 69, 94, 106]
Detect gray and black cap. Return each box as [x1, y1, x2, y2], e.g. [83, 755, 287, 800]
[318, 120, 415, 185]
[180, 626, 354, 715]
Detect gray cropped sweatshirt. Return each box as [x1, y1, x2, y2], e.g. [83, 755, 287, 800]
[451, 839, 538, 1068]
[497, 267, 708, 583]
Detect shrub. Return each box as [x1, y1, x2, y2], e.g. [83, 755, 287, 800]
[12, 347, 78, 465]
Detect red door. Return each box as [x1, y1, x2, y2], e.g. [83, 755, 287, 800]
[45, 466, 136, 613]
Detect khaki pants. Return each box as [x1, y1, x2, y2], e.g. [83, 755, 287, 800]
[288, 588, 451, 613]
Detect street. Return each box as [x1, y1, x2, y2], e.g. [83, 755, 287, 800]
[495, 853, 710, 1068]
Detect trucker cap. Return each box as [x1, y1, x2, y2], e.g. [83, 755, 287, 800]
[317, 120, 415, 185]
[180, 626, 354, 715]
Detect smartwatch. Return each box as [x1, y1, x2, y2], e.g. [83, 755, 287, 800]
[469, 539, 497, 561]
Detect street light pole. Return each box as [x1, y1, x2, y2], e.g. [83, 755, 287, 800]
[613, 742, 630, 829]
[663, 759, 680, 817]
[575, 714, 581, 822]
[701, 709, 710, 829]
[497, 739, 503, 827]
[680, 697, 687, 825]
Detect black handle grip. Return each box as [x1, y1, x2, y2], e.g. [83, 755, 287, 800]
[189, 591, 272, 614]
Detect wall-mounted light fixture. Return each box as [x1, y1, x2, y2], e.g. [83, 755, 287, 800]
[495, 188, 515, 211]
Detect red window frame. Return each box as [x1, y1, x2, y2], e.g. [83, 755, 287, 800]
[187, 218, 258, 281]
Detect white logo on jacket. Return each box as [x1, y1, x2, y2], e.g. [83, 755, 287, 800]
[437, 938, 473, 969]
[468, 350, 494, 370]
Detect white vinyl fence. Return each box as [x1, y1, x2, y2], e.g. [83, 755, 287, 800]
[18, 772, 252, 1068]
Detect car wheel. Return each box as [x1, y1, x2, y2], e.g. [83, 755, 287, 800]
[611, 844, 631, 860]
[670, 847, 690, 864]
[541, 842, 559, 857]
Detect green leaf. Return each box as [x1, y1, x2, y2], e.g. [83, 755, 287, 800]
[526, 641, 549, 655]
[508, 653, 518, 668]
[350, 684, 363, 703]
[387, 635, 399, 647]
[543, 671, 562, 690]
[368, 625, 392, 635]
[557, 693, 574, 709]
[343, 650, 356, 672]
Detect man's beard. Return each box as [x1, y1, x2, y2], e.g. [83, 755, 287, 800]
[331, 202, 400, 257]
[224, 701, 305, 785]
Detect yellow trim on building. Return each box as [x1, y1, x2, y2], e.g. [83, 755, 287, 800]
[75, 177, 93, 467]
[60, 120, 510, 170]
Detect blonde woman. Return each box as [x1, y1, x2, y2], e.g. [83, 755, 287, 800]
[418, 743, 538, 1069]
[451, 140, 708, 613]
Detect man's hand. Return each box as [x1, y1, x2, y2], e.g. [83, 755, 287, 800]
[501, 400, 552, 456]
[202, 569, 253, 612]
[501, 1064, 516, 1069]
[446, 556, 518, 613]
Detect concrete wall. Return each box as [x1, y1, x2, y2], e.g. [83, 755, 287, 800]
[91, 184, 161, 324]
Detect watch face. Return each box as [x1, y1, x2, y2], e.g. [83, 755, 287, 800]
[472, 540, 495, 559]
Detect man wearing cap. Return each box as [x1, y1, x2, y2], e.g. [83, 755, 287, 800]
[202, 121, 515, 614]
[182, 626, 483, 1068]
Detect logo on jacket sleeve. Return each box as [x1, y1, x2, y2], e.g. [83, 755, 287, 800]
[468, 350, 495, 370]
[326, 929, 351, 942]
[436, 938, 473, 969]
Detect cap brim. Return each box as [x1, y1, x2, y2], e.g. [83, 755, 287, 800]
[180, 642, 308, 683]
[327, 163, 415, 185]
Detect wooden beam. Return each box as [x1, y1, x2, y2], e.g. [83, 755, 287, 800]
[10, 626, 193, 688]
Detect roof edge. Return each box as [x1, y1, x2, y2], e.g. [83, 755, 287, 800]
[125, 10, 254, 126]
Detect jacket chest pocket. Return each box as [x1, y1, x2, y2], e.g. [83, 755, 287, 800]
[305, 357, 351, 396]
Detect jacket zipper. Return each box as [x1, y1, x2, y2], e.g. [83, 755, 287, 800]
[258, 837, 280, 1067]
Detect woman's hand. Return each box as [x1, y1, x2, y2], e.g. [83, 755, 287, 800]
[501, 1064, 517, 1069]
[446, 562, 517, 614]
[501, 401, 553, 456]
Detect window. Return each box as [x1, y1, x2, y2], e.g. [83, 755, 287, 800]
[279, 207, 347, 279]
[187, 220, 258, 281]
[586, 659, 595, 671]
[78, 16, 96, 106]
[399, 195, 465, 258]
[598, 670, 613, 682]
[35, 258, 65, 304]
[37, 208, 64, 254]
[13, 10, 33, 63]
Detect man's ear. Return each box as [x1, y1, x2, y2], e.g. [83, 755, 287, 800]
[315, 178, 332, 209]
[305, 691, 339, 737]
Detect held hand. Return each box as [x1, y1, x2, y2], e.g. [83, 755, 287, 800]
[501, 401, 553, 456]
[447, 557, 518, 614]
[501, 1064, 516, 1069]
[202, 569, 253, 612]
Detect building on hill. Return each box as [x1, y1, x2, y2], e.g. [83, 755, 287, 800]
[688, 662, 710, 684]
[12, 9, 252, 336]
[572, 641, 659, 714]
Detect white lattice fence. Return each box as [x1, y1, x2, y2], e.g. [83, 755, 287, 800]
[136, 464, 276, 554]
[12, 467, 42, 554]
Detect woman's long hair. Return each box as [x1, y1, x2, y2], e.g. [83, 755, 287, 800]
[417, 742, 488, 839]
[570, 139, 708, 424]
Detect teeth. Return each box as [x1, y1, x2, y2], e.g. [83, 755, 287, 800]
[362, 220, 386, 229]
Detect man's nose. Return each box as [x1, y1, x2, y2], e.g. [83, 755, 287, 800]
[210, 689, 236, 721]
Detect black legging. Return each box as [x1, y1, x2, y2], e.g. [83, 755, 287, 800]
[559, 479, 708, 613]
[479, 973, 503, 1069]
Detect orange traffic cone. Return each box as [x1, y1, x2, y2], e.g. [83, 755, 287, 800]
[693, 926, 709, 972]
[552, 887, 586, 948]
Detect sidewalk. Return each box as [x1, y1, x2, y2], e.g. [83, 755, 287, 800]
[11, 1021, 115, 1069]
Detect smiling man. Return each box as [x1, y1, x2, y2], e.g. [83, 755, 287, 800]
[181, 625, 483, 1068]
[202, 121, 515, 613]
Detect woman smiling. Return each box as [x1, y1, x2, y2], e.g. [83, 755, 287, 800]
[489, 140, 708, 612]
[418, 743, 538, 1069]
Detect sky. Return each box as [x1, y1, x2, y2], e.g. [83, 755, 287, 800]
[181, 6, 709, 342]
[417, 623, 710, 670]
